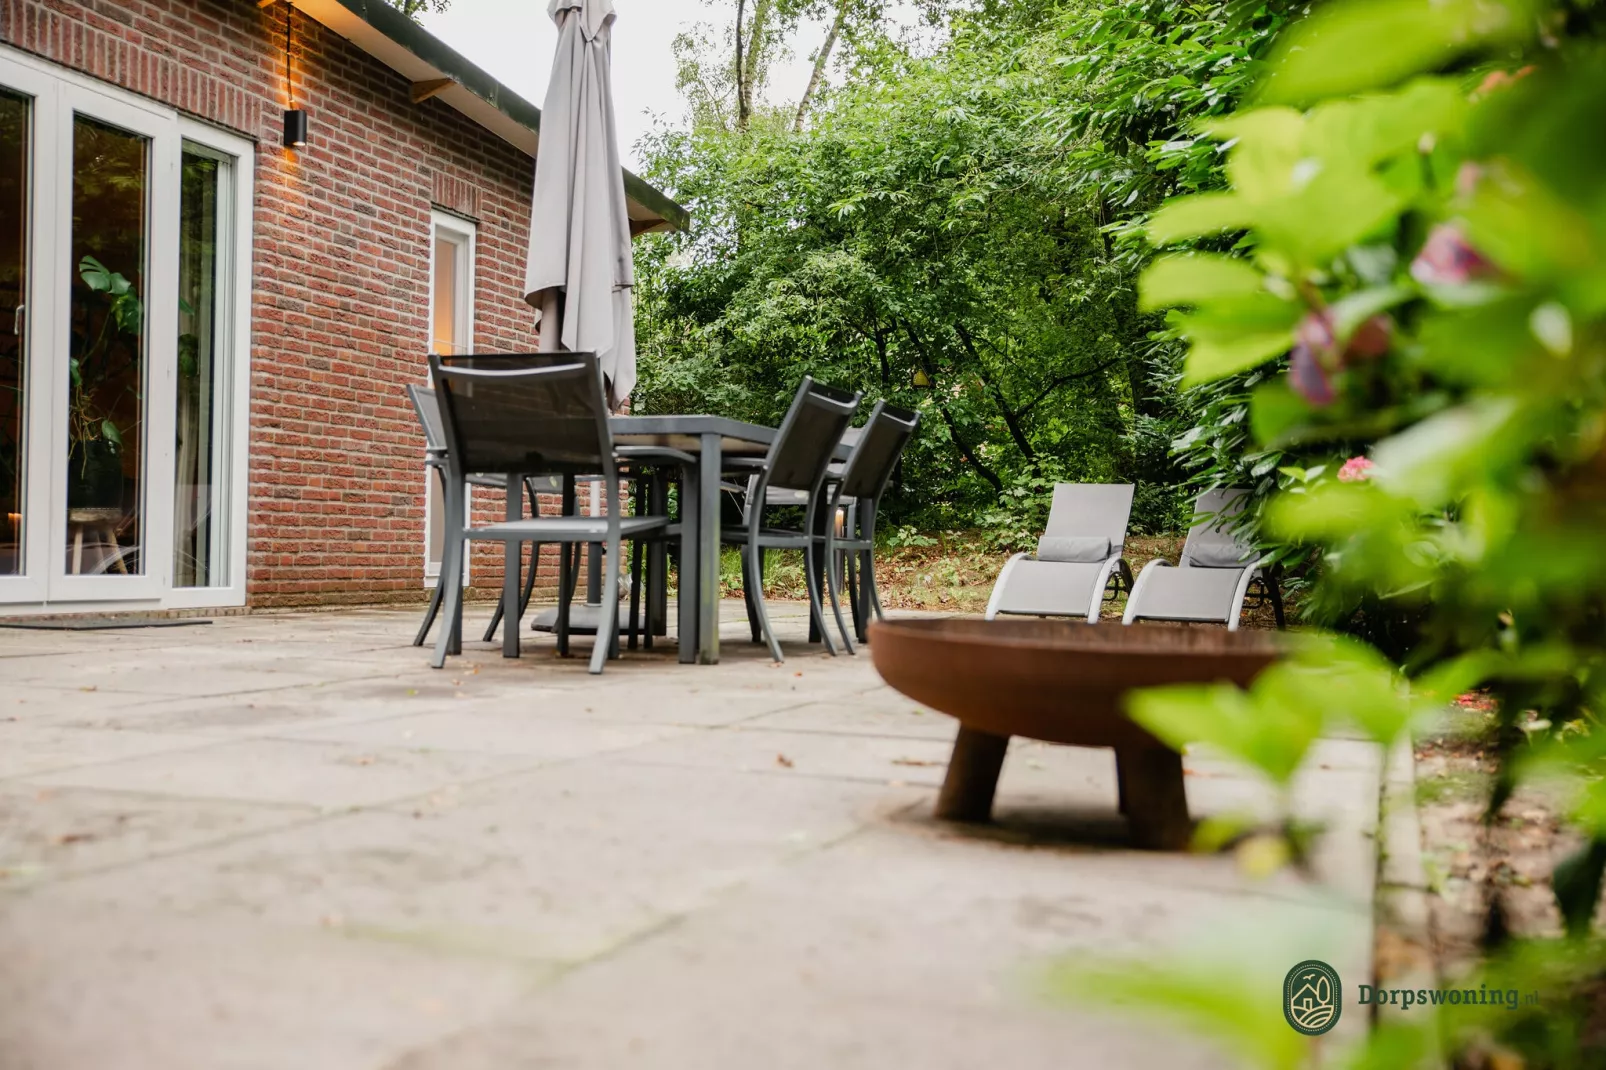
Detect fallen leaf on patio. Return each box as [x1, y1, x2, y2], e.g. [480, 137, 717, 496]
[79, 686, 97, 692]
[891, 758, 942, 767]
[888, 779, 907, 787]
[54, 832, 95, 846]
[776, 754, 794, 768]
[350, 755, 376, 766]
[320, 913, 345, 928]
[794, 672, 803, 677]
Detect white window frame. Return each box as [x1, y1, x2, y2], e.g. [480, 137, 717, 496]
[423, 209, 475, 586]
[0, 44, 253, 614]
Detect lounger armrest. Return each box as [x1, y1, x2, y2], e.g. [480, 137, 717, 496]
[983, 552, 1031, 621]
[1120, 557, 1174, 625]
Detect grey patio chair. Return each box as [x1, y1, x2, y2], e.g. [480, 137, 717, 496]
[1121, 487, 1285, 631]
[428, 353, 682, 674]
[406, 384, 551, 648]
[723, 376, 863, 662]
[983, 483, 1135, 624]
[821, 400, 920, 652]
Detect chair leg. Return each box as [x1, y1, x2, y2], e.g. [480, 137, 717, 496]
[1268, 571, 1287, 630]
[747, 540, 784, 663]
[519, 543, 540, 616]
[802, 504, 838, 658]
[740, 548, 763, 643]
[556, 541, 574, 658]
[502, 539, 522, 660]
[414, 579, 444, 647]
[628, 538, 644, 651]
[589, 535, 623, 675]
[824, 525, 854, 656]
[431, 527, 465, 671]
[482, 595, 505, 644]
[864, 549, 885, 621]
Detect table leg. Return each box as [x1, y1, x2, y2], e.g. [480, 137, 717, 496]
[935, 726, 1010, 822]
[502, 474, 522, 659]
[1115, 745, 1191, 850]
[71, 526, 84, 574]
[649, 475, 668, 637]
[698, 433, 722, 665]
[676, 462, 699, 665]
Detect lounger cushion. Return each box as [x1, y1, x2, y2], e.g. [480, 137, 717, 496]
[1129, 565, 1244, 622]
[1036, 535, 1111, 563]
[1188, 544, 1255, 569]
[991, 558, 1106, 617]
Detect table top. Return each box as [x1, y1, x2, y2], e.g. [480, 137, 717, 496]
[611, 414, 850, 459]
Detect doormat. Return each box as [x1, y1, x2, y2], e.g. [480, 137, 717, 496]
[0, 617, 213, 631]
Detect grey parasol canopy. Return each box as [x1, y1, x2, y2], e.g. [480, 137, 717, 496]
[524, 0, 636, 409]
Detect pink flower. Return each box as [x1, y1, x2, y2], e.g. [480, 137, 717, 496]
[1337, 457, 1375, 483]
[1410, 224, 1499, 286]
[1287, 310, 1393, 406]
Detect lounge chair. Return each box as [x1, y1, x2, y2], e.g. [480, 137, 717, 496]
[1121, 487, 1285, 631]
[983, 483, 1135, 623]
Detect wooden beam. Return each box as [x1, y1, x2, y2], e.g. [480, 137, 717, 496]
[257, 0, 280, 8]
[410, 78, 456, 104]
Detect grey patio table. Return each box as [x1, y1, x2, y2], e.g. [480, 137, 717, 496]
[609, 414, 849, 666]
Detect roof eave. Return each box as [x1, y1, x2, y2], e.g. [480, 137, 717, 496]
[288, 0, 689, 233]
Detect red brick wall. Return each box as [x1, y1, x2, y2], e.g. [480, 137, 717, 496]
[0, 0, 560, 607]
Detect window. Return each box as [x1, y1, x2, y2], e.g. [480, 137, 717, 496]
[424, 210, 474, 583]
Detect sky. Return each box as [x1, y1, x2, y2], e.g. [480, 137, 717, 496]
[419, 0, 837, 172]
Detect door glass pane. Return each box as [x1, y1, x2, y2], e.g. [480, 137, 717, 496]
[431, 234, 458, 356]
[65, 116, 146, 576]
[0, 91, 26, 576]
[175, 148, 225, 587]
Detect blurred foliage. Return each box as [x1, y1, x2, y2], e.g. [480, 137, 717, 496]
[1087, 0, 1606, 1065]
[633, 0, 1295, 540]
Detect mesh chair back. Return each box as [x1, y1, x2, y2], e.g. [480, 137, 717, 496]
[406, 384, 447, 452]
[837, 402, 919, 501]
[429, 352, 613, 477]
[765, 377, 863, 492]
[1042, 483, 1135, 548]
[1180, 487, 1254, 564]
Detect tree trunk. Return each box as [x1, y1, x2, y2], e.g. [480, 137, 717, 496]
[734, 0, 748, 128]
[739, 0, 773, 129]
[794, 2, 846, 132]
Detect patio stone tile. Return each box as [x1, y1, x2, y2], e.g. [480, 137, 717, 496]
[0, 782, 313, 889]
[0, 721, 221, 780]
[743, 698, 957, 740]
[5, 652, 407, 696]
[386, 822, 1363, 1070]
[0, 899, 540, 1070]
[19, 737, 544, 810]
[273, 707, 695, 758]
[3, 683, 180, 721]
[32, 762, 925, 965]
[611, 724, 960, 787]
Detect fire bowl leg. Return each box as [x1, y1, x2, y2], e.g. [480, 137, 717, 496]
[1115, 745, 1191, 850]
[936, 726, 1010, 823]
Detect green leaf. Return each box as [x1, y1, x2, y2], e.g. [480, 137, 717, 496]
[1552, 839, 1606, 938]
[1257, 0, 1537, 106]
[100, 420, 121, 448]
[78, 255, 112, 292]
[1144, 192, 1253, 245]
[1250, 379, 1317, 447]
[1181, 331, 1291, 386]
[1138, 254, 1264, 312]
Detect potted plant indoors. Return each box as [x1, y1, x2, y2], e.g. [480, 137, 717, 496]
[67, 254, 142, 511]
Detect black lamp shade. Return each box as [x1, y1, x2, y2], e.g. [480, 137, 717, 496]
[282, 109, 308, 148]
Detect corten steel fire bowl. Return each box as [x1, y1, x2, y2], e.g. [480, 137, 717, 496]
[867, 618, 1284, 850]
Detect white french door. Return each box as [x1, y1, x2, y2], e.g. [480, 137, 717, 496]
[0, 47, 252, 612]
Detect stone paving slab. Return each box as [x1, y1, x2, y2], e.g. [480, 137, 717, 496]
[0, 605, 1383, 1069]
